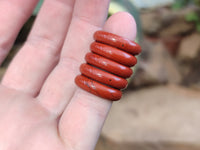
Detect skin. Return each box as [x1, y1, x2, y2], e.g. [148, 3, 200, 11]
[0, 0, 137, 150]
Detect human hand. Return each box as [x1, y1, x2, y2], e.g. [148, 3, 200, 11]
[0, 0, 137, 150]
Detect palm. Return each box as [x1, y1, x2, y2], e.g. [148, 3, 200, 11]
[0, 0, 137, 150]
[0, 92, 62, 150]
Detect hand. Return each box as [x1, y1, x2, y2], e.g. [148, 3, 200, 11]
[0, 0, 137, 150]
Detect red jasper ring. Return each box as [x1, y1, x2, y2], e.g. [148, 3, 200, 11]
[75, 30, 141, 101]
[94, 30, 141, 55]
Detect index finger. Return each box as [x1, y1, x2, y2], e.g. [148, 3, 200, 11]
[60, 12, 138, 150]
[0, 0, 38, 65]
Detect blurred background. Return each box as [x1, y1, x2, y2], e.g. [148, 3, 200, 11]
[1, 0, 200, 149]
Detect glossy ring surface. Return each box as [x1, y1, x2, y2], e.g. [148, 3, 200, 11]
[75, 30, 141, 101]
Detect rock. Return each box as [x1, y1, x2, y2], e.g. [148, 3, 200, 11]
[130, 40, 182, 88]
[159, 8, 176, 27]
[140, 7, 196, 36]
[159, 7, 197, 37]
[162, 35, 182, 56]
[181, 57, 200, 91]
[140, 11, 162, 35]
[177, 33, 200, 62]
[96, 85, 200, 150]
[160, 19, 194, 37]
[190, 82, 200, 90]
[176, 33, 200, 87]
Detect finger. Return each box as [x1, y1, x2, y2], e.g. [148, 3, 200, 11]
[0, 0, 38, 65]
[59, 12, 137, 150]
[2, 0, 75, 96]
[37, 0, 110, 115]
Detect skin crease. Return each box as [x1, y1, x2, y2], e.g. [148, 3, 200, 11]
[75, 31, 141, 100]
[0, 0, 138, 149]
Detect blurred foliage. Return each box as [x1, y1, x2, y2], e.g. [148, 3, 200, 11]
[185, 12, 200, 31]
[33, 0, 43, 16]
[172, 0, 200, 32]
[172, 0, 200, 9]
[172, 0, 191, 10]
[194, 0, 200, 5]
[109, 0, 142, 42]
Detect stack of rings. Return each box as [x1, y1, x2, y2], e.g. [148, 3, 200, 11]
[75, 30, 141, 101]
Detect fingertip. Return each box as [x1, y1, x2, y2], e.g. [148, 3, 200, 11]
[103, 12, 137, 40]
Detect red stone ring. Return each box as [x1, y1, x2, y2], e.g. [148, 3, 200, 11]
[75, 30, 141, 101]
